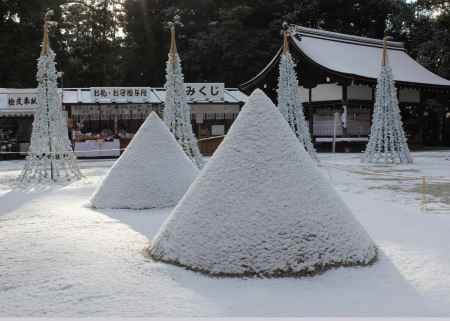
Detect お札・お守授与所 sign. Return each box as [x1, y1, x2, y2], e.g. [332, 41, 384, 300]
[91, 87, 150, 102]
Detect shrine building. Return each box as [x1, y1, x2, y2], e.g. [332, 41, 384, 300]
[0, 84, 247, 158]
[240, 25, 450, 150]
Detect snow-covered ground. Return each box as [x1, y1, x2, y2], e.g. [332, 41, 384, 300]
[1, 151, 450, 317]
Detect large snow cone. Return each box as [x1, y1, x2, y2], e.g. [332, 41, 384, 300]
[89, 112, 198, 209]
[149, 89, 377, 277]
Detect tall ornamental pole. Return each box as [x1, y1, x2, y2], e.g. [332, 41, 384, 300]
[18, 10, 82, 184]
[162, 14, 204, 168]
[362, 35, 413, 164]
[277, 22, 318, 162]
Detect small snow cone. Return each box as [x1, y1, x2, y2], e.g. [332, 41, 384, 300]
[150, 89, 376, 277]
[89, 112, 198, 209]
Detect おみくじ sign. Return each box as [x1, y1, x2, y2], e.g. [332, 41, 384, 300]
[185, 83, 224, 102]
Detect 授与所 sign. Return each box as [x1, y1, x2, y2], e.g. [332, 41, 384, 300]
[7, 93, 39, 108]
[91, 87, 150, 102]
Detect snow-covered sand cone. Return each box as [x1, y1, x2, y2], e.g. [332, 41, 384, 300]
[89, 112, 198, 209]
[150, 89, 377, 277]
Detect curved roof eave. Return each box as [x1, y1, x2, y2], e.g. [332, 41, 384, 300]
[290, 27, 450, 90]
[240, 26, 450, 92]
[239, 47, 282, 92]
[289, 39, 450, 90]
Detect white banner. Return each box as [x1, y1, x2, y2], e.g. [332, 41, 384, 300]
[185, 83, 224, 102]
[91, 87, 150, 102]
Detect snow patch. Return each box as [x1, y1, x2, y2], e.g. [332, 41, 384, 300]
[150, 89, 377, 277]
[89, 112, 198, 209]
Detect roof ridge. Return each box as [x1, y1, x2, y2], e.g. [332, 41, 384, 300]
[290, 25, 404, 50]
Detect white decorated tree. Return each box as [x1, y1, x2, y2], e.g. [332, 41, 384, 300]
[362, 36, 413, 164]
[163, 15, 204, 168]
[18, 11, 81, 184]
[277, 27, 318, 162]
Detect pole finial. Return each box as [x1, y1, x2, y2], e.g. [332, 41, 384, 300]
[382, 35, 392, 66]
[41, 10, 54, 56]
[283, 31, 290, 54]
[281, 21, 290, 54]
[168, 14, 182, 62]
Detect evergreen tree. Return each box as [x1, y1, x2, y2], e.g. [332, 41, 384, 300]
[277, 26, 318, 162]
[3, 0, 448, 89]
[163, 16, 204, 168]
[362, 37, 413, 164]
[0, 0, 65, 87]
[18, 11, 81, 184]
[59, 0, 125, 87]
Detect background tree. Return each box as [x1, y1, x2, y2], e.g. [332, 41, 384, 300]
[1, 0, 449, 89]
[59, 0, 125, 86]
[0, 0, 65, 87]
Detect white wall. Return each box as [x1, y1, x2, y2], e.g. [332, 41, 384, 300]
[348, 84, 372, 100]
[299, 84, 342, 102]
[300, 84, 368, 102]
[80, 90, 91, 103]
[298, 86, 309, 102]
[63, 89, 79, 103]
[311, 83, 342, 101]
[0, 93, 7, 109]
[300, 84, 421, 104]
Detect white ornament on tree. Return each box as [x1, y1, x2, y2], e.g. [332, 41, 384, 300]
[277, 28, 318, 162]
[18, 11, 81, 184]
[163, 15, 204, 168]
[362, 36, 413, 164]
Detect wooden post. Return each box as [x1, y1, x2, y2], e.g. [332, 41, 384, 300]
[382, 35, 389, 66]
[169, 24, 177, 62]
[114, 114, 118, 135]
[332, 111, 338, 153]
[168, 15, 181, 63]
[419, 89, 426, 145]
[421, 176, 427, 211]
[308, 88, 314, 141]
[283, 30, 289, 54]
[41, 10, 54, 56]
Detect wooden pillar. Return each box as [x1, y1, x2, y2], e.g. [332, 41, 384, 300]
[114, 114, 118, 135]
[308, 88, 314, 141]
[419, 89, 425, 145]
[444, 92, 450, 145]
[342, 84, 348, 137]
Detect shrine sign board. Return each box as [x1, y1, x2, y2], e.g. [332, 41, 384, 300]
[185, 83, 224, 102]
[91, 87, 150, 102]
[6, 92, 39, 108]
